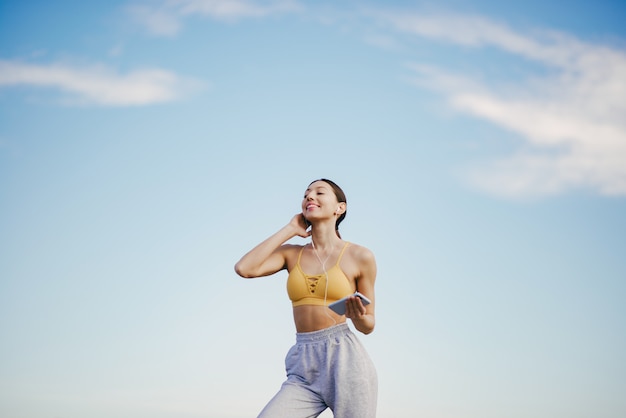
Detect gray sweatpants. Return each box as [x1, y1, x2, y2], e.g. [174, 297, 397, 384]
[258, 323, 378, 418]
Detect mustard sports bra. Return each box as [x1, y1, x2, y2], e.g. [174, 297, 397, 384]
[287, 242, 354, 307]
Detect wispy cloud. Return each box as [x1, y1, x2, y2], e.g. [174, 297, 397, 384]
[127, 4, 182, 36]
[0, 60, 206, 106]
[129, 0, 302, 36]
[378, 12, 626, 198]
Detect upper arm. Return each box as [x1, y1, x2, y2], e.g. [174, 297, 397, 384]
[235, 244, 294, 278]
[355, 247, 377, 313]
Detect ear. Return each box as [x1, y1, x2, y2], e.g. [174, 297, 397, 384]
[336, 202, 347, 215]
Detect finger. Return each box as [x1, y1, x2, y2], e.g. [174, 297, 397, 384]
[346, 297, 363, 318]
[345, 297, 354, 318]
[353, 297, 365, 315]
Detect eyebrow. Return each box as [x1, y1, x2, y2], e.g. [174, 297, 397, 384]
[305, 185, 330, 193]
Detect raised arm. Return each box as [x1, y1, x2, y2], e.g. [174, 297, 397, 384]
[234, 214, 310, 278]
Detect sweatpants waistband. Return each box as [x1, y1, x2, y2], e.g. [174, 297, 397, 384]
[295, 323, 351, 343]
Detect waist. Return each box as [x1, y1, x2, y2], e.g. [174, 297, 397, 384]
[296, 323, 351, 343]
[293, 305, 346, 333]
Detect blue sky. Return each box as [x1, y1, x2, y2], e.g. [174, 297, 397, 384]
[1, 1, 625, 417]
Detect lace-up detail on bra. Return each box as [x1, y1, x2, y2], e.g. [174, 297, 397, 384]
[306, 276, 321, 293]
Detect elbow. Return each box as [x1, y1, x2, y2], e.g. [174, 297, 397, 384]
[355, 318, 375, 335]
[234, 263, 247, 278]
[234, 262, 254, 278]
[362, 326, 375, 335]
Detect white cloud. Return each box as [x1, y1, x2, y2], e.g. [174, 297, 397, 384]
[381, 13, 626, 198]
[129, 0, 301, 36]
[128, 4, 182, 36]
[0, 60, 206, 106]
[175, 0, 299, 18]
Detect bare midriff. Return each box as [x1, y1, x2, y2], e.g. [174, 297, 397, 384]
[293, 305, 346, 333]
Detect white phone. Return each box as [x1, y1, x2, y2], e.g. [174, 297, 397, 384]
[328, 292, 371, 315]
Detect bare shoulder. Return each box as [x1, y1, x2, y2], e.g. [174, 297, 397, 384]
[346, 242, 377, 266]
[347, 242, 375, 259]
[280, 243, 305, 269]
[343, 242, 377, 287]
[279, 243, 303, 257]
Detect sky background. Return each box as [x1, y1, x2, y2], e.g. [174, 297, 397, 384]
[1, 1, 625, 417]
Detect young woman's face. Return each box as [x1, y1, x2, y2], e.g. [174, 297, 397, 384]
[302, 181, 340, 220]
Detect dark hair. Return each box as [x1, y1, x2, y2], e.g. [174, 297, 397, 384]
[308, 178, 347, 237]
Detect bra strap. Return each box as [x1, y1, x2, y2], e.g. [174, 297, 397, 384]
[335, 242, 350, 266]
[296, 245, 306, 267]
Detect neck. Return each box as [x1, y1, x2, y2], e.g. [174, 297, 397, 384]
[310, 223, 341, 251]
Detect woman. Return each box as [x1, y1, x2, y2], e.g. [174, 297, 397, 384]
[235, 178, 378, 418]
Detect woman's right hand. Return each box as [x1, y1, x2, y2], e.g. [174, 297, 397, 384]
[290, 213, 311, 238]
